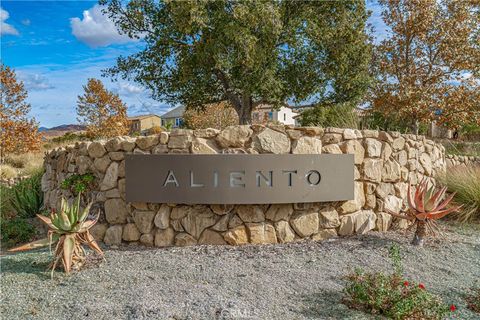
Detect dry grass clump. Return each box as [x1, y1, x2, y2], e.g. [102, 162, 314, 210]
[0, 164, 18, 179]
[2, 152, 44, 178]
[440, 166, 480, 222]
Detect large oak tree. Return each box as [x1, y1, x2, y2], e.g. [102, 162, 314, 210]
[100, 0, 372, 124]
[372, 0, 480, 134]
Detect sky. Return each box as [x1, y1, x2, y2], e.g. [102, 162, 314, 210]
[1, 0, 387, 128]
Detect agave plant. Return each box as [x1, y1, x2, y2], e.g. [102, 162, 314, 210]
[386, 179, 461, 246]
[9, 194, 103, 276]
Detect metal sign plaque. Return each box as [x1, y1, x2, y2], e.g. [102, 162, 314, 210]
[125, 154, 354, 204]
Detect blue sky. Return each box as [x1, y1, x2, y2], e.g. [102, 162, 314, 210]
[1, 0, 387, 127]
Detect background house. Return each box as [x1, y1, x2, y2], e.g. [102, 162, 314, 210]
[128, 114, 162, 135]
[252, 104, 298, 125]
[161, 106, 186, 128]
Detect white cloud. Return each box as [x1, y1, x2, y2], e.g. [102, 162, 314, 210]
[1, 8, 19, 36]
[70, 4, 136, 48]
[17, 72, 55, 91]
[117, 82, 144, 96]
[16, 58, 169, 127]
[21, 19, 31, 26]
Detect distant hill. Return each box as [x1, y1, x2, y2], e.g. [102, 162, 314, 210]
[40, 124, 86, 138]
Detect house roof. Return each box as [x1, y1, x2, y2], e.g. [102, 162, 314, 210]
[161, 105, 186, 118]
[127, 114, 161, 121]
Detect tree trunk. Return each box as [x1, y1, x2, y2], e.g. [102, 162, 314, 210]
[411, 220, 426, 246]
[236, 94, 253, 125]
[412, 120, 419, 135]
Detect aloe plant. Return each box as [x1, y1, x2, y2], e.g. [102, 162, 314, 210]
[386, 179, 461, 246]
[9, 194, 103, 276]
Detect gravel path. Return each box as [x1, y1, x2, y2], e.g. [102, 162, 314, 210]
[1, 224, 479, 320]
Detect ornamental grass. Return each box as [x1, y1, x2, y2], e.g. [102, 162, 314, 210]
[439, 166, 480, 223]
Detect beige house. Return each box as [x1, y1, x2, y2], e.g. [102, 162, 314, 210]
[128, 114, 162, 135]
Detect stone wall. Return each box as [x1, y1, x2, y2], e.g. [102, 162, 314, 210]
[42, 125, 446, 247]
[446, 154, 480, 168]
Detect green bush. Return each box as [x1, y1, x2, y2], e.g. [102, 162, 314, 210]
[51, 132, 87, 144]
[10, 171, 44, 219]
[0, 217, 37, 248]
[360, 110, 428, 134]
[343, 245, 453, 319]
[439, 167, 480, 222]
[299, 103, 360, 129]
[60, 172, 95, 195]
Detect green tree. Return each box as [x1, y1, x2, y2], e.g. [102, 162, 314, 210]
[101, 0, 372, 124]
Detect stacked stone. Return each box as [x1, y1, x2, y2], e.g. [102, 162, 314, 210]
[445, 154, 480, 168]
[41, 125, 446, 247]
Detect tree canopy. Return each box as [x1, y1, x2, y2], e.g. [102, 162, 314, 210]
[372, 0, 480, 134]
[101, 0, 372, 124]
[76, 78, 130, 138]
[0, 64, 42, 156]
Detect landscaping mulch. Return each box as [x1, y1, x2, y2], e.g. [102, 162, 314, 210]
[1, 223, 479, 320]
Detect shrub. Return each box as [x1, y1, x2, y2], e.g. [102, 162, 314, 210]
[60, 173, 96, 195]
[299, 103, 359, 129]
[0, 217, 37, 248]
[10, 171, 44, 219]
[466, 285, 480, 314]
[439, 167, 480, 222]
[51, 132, 87, 144]
[147, 125, 163, 135]
[343, 245, 453, 319]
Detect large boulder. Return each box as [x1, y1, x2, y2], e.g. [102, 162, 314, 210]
[364, 138, 382, 158]
[88, 142, 106, 158]
[245, 223, 277, 244]
[338, 182, 365, 214]
[340, 140, 365, 165]
[133, 210, 156, 234]
[290, 211, 319, 237]
[100, 162, 118, 191]
[175, 233, 197, 246]
[154, 228, 175, 247]
[104, 225, 123, 245]
[136, 135, 159, 150]
[198, 229, 227, 245]
[253, 128, 291, 154]
[191, 138, 218, 154]
[181, 208, 218, 238]
[291, 136, 322, 154]
[265, 204, 293, 221]
[363, 158, 384, 182]
[122, 223, 140, 241]
[224, 225, 249, 245]
[104, 198, 128, 224]
[274, 220, 295, 243]
[216, 125, 253, 148]
[236, 205, 265, 223]
[318, 207, 340, 228]
[154, 204, 170, 229]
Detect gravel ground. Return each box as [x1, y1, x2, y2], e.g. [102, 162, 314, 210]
[1, 223, 479, 320]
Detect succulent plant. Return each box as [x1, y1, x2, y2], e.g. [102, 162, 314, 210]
[386, 178, 461, 246]
[9, 194, 103, 276]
